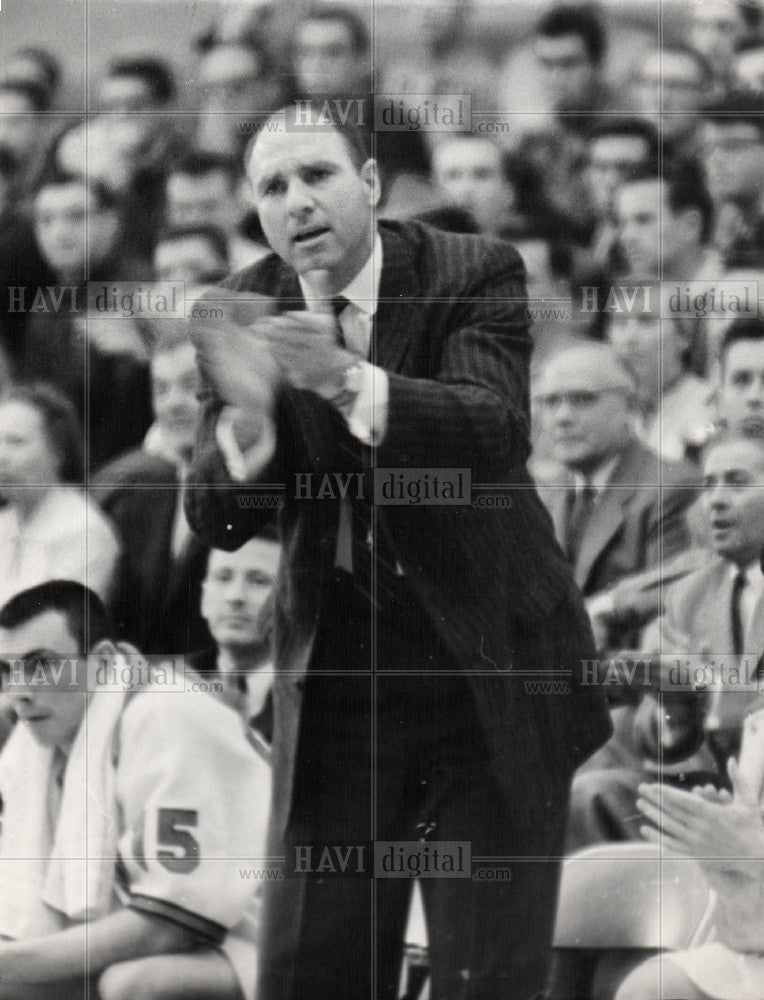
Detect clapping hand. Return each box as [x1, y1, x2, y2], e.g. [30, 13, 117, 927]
[188, 290, 281, 413]
[259, 312, 355, 398]
[637, 758, 764, 860]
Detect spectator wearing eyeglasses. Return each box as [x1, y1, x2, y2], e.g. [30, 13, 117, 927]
[535, 344, 699, 646]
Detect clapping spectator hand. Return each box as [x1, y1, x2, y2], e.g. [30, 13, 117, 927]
[637, 758, 764, 861]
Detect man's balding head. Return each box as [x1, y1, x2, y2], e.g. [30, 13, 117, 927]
[537, 345, 636, 472]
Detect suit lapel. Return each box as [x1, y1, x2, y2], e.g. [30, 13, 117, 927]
[744, 590, 764, 662]
[574, 485, 628, 591]
[374, 226, 425, 373]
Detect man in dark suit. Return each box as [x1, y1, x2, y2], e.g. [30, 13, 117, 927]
[93, 328, 211, 654]
[536, 344, 700, 649]
[186, 104, 611, 1000]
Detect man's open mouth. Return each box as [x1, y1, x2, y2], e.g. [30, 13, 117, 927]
[293, 226, 331, 245]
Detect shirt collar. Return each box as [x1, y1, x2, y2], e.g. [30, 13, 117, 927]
[729, 560, 764, 594]
[573, 454, 620, 496]
[299, 232, 382, 317]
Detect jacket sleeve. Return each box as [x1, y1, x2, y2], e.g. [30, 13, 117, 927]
[379, 249, 532, 481]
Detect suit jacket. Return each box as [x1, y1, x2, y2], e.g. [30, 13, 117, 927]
[658, 557, 764, 732]
[543, 439, 700, 599]
[93, 449, 212, 655]
[186, 220, 611, 840]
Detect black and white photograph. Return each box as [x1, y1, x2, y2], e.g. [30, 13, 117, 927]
[0, 0, 762, 997]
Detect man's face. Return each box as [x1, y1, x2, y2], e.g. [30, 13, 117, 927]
[0, 400, 61, 494]
[166, 170, 239, 234]
[690, 0, 743, 78]
[0, 90, 40, 163]
[701, 121, 764, 202]
[154, 235, 227, 285]
[248, 124, 377, 290]
[34, 181, 120, 273]
[150, 342, 202, 457]
[537, 354, 633, 471]
[586, 134, 650, 215]
[736, 47, 764, 92]
[294, 18, 366, 97]
[719, 339, 764, 436]
[618, 179, 687, 275]
[608, 311, 686, 398]
[201, 538, 280, 649]
[702, 438, 764, 565]
[632, 50, 708, 136]
[534, 33, 596, 111]
[0, 611, 86, 748]
[197, 44, 283, 147]
[432, 138, 514, 233]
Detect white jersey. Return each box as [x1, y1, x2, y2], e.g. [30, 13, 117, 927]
[114, 684, 271, 1000]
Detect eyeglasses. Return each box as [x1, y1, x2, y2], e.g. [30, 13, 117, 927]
[534, 388, 626, 410]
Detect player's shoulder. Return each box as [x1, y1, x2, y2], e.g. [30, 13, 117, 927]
[120, 674, 253, 754]
[92, 449, 177, 492]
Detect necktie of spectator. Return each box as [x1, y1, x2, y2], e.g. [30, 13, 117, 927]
[331, 296, 350, 346]
[564, 483, 595, 565]
[48, 745, 68, 833]
[731, 569, 747, 656]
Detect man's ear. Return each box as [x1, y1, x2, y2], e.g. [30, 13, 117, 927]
[91, 639, 117, 659]
[360, 158, 381, 207]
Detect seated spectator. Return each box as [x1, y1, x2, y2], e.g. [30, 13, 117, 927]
[585, 316, 764, 648]
[0, 81, 50, 197]
[581, 117, 659, 271]
[607, 305, 715, 462]
[195, 35, 287, 160]
[630, 45, 714, 155]
[430, 135, 526, 238]
[153, 224, 230, 285]
[513, 4, 624, 244]
[0, 47, 61, 109]
[0, 580, 268, 1000]
[191, 533, 280, 744]
[0, 384, 119, 606]
[93, 327, 211, 656]
[18, 170, 153, 470]
[534, 344, 699, 643]
[617, 160, 720, 375]
[717, 316, 764, 438]
[96, 56, 184, 173]
[690, 0, 750, 95]
[735, 38, 764, 92]
[616, 699, 764, 1000]
[164, 152, 266, 270]
[699, 93, 764, 219]
[568, 431, 764, 852]
[290, 5, 431, 209]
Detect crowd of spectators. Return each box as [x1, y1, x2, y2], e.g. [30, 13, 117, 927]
[0, 1, 762, 997]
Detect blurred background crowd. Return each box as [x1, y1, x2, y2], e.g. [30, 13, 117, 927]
[0, 0, 762, 997]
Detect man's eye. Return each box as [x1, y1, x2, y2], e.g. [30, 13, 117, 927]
[304, 168, 330, 184]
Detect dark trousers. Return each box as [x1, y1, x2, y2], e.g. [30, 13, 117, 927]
[259, 573, 570, 1000]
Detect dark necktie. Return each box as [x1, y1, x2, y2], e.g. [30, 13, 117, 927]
[731, 569, 747, 656]
[330, 298, 400, 605]
[331, 296, 350, 346]
[564, 484, 595, 565]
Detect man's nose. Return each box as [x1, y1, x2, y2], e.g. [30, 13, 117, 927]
[285, 178, 315, 216]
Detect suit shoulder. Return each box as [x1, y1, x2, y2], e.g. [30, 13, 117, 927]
[382, 219, 525, 290]
[93, 449, 177, 485]
[92, 449, 177, 502]
[666, 557, 726, 608]
[222, 252, 287, 294]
